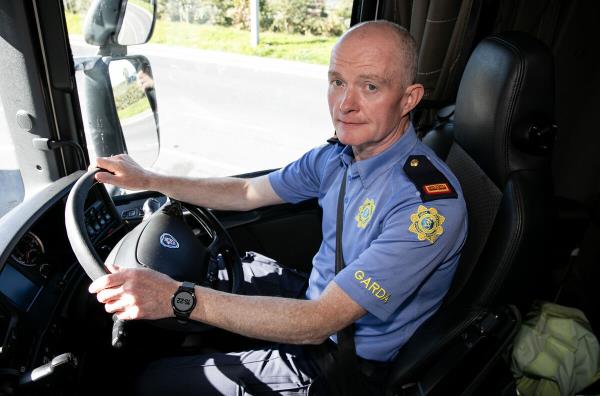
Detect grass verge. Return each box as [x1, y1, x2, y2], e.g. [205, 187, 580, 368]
[152, 21, 335, 64]
[64, 12, 335, 64]
[117, 98, 151, 121]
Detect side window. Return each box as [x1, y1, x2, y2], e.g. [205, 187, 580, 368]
[64, 0, 351, 178]
[0, 100, 24, 218]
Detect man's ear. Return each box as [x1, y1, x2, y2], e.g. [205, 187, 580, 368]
[401, 83, 425, 117]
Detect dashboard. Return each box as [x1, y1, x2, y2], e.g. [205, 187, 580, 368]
[0, 183, 120, 313]
[0, 173, 156, 392]
[0, 234, 45, 311]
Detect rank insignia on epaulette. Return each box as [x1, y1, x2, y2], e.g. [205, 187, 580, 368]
[403, 155, 458, 202]
[409, 205, 445, 244]
[424, 183, 452, 195]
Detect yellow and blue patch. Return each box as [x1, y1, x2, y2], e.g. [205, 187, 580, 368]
[408, 205, 445, 243]
[355, 198, 376, 229]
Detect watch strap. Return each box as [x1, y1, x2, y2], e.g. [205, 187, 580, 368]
[180, 281, 195, 291]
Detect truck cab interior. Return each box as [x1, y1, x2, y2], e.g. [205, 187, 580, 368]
[0, 0, 599, 395]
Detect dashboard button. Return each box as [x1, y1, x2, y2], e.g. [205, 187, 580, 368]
[121, 209, 134, 218]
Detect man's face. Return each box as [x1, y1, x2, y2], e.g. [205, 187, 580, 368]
[137, 70, 154, 91]
[328, 29, 410, 159]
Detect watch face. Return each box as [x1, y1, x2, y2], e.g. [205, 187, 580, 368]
[173, 290, 194, 312]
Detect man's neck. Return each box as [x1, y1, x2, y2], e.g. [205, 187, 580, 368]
[352, 118, 410, 161]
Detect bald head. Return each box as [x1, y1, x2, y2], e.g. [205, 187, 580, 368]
[333, 21, 418, 88]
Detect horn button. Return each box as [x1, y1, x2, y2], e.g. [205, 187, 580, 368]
[136, 212, 208, 283]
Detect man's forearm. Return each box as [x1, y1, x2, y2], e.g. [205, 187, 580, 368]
[89, 267, 366, 342]
[191, 287, 334, 345]
[95, 155, 283, 211]
[147, 174, 282, 211]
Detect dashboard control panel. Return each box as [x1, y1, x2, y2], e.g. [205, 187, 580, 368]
[83, 183, 120, 243]
[84, 202, 115, 241]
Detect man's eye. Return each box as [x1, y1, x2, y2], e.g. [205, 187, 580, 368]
[367, 84, 377, 91]
[332, 79, 343, 87]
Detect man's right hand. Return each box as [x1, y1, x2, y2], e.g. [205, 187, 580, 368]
[95, 154, 156, 191]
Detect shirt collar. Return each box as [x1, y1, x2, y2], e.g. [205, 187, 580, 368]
[339, 124, 418, 188]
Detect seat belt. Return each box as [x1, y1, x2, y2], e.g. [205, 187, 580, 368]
[314, 167, 374, 395]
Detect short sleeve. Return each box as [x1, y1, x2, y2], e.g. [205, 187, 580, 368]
[269, 144, 338, 203]
[333, 198, 467, 321]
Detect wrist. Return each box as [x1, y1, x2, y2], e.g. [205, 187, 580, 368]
[144, 170, 162, 192]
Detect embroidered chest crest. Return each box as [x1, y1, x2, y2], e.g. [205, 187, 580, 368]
[355, 198, 376, 229]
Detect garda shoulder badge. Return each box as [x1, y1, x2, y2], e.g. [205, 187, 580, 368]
[403, 155, 457, 202]
[409, 205, 445, 243]
[356, 198, 376, 229]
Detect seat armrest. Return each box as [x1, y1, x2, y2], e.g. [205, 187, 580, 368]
[386, 304, 520, 394]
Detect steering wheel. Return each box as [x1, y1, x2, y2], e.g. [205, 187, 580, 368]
[65, 168, 243, 331]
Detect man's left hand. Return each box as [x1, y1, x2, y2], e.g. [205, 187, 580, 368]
[89, 265, 179, 321]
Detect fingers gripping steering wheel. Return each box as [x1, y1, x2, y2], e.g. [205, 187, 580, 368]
[65, 168, 244, 331]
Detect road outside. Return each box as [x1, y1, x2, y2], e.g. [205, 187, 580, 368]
[73, 37, 332, 177]
[0, 36, 333, 217]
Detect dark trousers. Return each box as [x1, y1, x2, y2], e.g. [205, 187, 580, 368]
[132, 252, 323, 395]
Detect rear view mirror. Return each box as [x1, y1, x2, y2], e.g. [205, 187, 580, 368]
[108, 56, 160, 168]
[116, 0, 156, 46]
[84, 0, 156, 47]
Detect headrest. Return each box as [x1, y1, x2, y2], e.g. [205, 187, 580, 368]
[454, 31, 555, 187]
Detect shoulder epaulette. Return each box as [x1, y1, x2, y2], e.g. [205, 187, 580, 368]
[403, 155, 458, 202]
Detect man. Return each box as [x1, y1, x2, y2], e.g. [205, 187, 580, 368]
[89, 20, 467, 394]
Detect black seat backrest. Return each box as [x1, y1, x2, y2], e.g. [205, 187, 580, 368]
[386, 32, 555, 391]
[423, 31, 555, 309]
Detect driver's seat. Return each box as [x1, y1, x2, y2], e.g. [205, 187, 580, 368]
[386, 32, 555, 394]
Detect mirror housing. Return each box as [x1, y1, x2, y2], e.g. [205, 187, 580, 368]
[75, 55, 160, 170]
[83, 0, 121, 46]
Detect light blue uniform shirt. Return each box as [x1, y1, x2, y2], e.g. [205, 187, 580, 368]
[268, 125, 468, 362]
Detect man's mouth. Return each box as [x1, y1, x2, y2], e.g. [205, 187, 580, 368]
[338, 119, 365, 126]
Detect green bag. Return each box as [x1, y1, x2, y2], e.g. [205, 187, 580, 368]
[512, 302, 600, 396]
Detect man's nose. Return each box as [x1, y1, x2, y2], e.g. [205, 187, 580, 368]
[339, 87, 358, 113]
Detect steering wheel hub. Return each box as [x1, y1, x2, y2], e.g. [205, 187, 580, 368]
[106, 208, 210, 284]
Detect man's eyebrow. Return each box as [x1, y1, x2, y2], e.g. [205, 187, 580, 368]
[327, 71, 393, 85]
[358, 74, 391, 84]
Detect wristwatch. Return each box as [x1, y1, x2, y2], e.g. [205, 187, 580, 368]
[171, 281, 196, 321]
